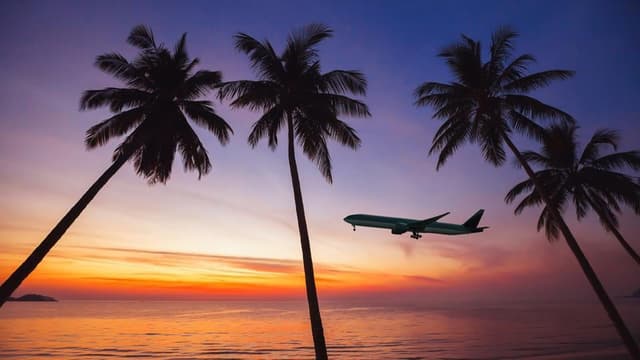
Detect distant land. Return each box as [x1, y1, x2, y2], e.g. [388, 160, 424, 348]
[8, 294, 57, 302]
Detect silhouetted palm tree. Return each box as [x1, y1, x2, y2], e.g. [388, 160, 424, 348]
[506, 124, 640, 265]
[0, 25, 232, 307]
[218, 24, 370, 359]
[414, 26, 639, 357]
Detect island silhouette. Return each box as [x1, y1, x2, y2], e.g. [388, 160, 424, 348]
[8, 294, 57, 302]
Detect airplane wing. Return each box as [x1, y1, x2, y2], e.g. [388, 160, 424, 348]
[405, 212, 450, 231]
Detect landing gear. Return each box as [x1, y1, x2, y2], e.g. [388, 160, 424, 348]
[410, 232, 422, 239]
[352, 225, 356, 231]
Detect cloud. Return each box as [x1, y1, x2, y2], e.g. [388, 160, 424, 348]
[65, 245, 353, 276]
[68, 246, 296, 272]
[37, 245, 444, 294]
[402, 274, 443, 284]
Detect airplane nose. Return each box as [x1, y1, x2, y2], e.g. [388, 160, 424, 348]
[343, 215, 354, 223]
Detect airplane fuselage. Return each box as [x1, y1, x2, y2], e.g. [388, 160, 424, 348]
[344, 214, 484, 236]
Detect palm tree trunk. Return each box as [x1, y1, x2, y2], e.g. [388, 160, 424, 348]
[0, 154, 129, 308]
[503, 135, 640, 359]
[586, 198, 640, 266]
[286, 115, 328, 360]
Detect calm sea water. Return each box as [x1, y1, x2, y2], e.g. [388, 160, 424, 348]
[1, 299, 638, 359]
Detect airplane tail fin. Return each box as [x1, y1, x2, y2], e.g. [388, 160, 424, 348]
[463, 209, 484, 228]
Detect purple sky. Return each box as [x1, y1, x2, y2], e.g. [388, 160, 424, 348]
[0, 0, 638, 301]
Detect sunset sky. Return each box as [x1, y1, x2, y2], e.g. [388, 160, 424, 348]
[0, 0, 638, 302]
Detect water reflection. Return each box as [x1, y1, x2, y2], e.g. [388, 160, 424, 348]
[0, 300, 636, 359]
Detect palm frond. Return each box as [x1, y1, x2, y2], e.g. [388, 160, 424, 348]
[294, 114, 333, 182]
[184, 58, 200, 74]
[540, 123, 578, 168]
[288, 23, 333, 51]
[477, 117, 508, 166]
[325, 117, 361, 149]
[112, 121, 147, 162]
[176, 114, 212, 180]
[173, 33, 189, 67]
[247, 106, 285, 149]
[180, 101, 232, 144]
[587, 190, 620, 229]
[80, 88, 151, 112]
[415, 91, 463, 109]
[95, 53, 141, 84]
[581, 168, 640, 214]
[181, 70, 222, 99]
[518, 150, 551, 168]
[234, 33, 284, 82]
[572, 186, 591, 220]
[591, 150, 640, 170]
[320, 70, 367, 95]
[429, 119, 471, 170]
[531, 185, 568, 242]
[318, 94, 370, 117]
[506, 168, 566, 216]
[414, 82, 469, 107]
[127, 25, 156, 49]
[596, 188, 622, 213]
[130, 127, 178, 184]
[504, 94, 574, 123]
[579, 128, 619, 164]
[488, 25, 517, 76]
[217, 80, 279, 111]
[431, 103, 473, 120]
[498, 54, 536, 85]
[85, 107, 145, 149]
[508, 110, 545, 141]
[504, 70, 574, 92]
[283, 23, 333, 68]
[505, 178, 535, 204]
[438, 36, 483, 87]
[514, 190, 545, 215]
[538, 206, 563, 241]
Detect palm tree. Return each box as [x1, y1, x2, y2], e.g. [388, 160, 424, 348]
[217, 24, 370, 359]
[0, 25, 232, 308]
[506, 124, 640, 265]
[414, 26, 639, 358]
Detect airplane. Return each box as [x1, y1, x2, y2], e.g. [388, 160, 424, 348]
[343, 209, 487, 239]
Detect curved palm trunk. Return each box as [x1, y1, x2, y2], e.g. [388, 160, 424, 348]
[0, 155, 129, 308]
[503, 136, 640, 359]
[585, 198, 640, 266]
[286, 116, 328, 360]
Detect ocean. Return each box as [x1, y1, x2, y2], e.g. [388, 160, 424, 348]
[0, 299, 638, 359]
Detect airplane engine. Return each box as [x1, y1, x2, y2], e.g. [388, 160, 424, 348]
[391, 224, 408, 235]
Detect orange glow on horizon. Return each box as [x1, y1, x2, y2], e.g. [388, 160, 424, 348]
[2, 243, 453, 300]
